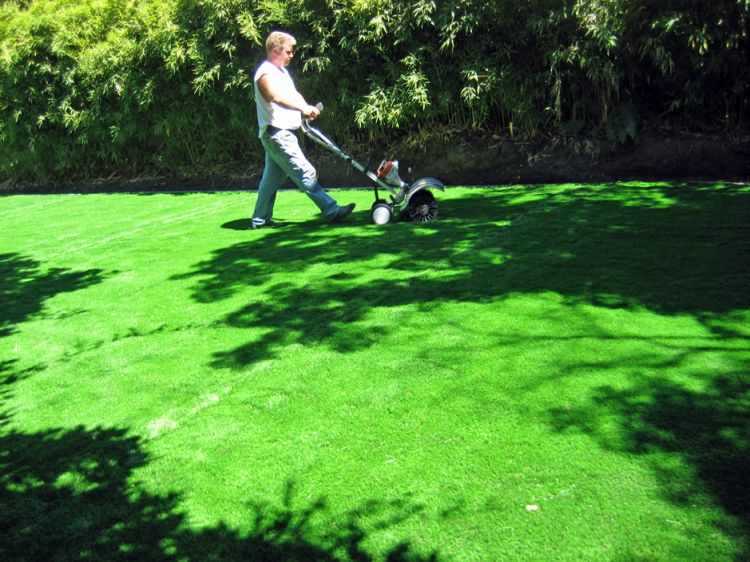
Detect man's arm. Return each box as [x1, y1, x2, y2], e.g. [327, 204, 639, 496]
[257, 73, 320, 120]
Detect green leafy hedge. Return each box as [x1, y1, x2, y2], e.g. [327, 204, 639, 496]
[1, 0, 748, 183]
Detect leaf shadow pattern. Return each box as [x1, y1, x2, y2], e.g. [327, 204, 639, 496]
[180, 482, 437, 562]
[0, 425, 180, 561]
[0, 252, 106, 428]
[0, 358, 45, 432]
[549, 367, 750, 558]
[172, 182, 750, 550]
[0, 424, 442, 561]
[0, 252, 106, 338]
[172, 182, 750, 367]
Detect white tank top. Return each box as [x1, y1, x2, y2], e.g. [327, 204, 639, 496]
[254, 61, 303, 136]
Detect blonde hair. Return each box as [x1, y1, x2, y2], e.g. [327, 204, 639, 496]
[266, 31, 296, 55]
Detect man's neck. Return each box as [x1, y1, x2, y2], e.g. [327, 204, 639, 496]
[267, 56, 284, 69]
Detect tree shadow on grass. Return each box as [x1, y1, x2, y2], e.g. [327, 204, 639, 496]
[173, 181, 750, 367]
[549, 367, 750, 558]
[0, 425, 178, 561]
[0, 252, 106, 338]
[0, 248, 441, 558]
[0, 423, 442, 561]
[0, 252, 106, 424]
[172, 181, 750, 550]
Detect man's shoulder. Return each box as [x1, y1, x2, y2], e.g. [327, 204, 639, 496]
[254, 60, 282, 81]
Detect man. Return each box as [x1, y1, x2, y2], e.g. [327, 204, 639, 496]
[251, 31, 355, 229]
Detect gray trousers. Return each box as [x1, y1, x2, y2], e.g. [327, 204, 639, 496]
[252, 129, 338, 222]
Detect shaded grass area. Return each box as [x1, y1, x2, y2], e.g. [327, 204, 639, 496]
[0, 250, 435, 560]
[178, 183, 749, 364]
[0, 182, 748, 560]
[0, 253, 105, 338]
[0, 425, 433, 561]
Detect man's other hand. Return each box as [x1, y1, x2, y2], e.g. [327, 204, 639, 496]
[303, 104, 320, 120]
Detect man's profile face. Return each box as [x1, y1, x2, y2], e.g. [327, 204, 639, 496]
[277, 42, 294, 66]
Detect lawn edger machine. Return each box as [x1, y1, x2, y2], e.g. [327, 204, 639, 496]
[301, 105, 444, 224]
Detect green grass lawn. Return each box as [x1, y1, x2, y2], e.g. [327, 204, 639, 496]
[1, 182, 749, 561]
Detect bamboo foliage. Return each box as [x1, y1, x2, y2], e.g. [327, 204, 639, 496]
[0, 0, 748, 182]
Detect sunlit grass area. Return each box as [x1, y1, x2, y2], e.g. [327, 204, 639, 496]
[1, 182, 748, 561]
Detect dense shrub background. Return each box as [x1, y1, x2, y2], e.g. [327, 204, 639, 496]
[1, 0, 748, 183]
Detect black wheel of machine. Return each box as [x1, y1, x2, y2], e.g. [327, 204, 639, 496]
[371, 199, 393, 225]
[406, 190, 438, 222]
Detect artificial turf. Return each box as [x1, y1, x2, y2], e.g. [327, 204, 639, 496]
[1, 182, 749, 561]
